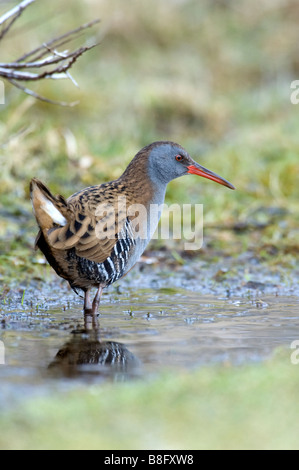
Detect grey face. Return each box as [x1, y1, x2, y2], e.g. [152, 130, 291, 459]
[146, 141, 235, 191]
[147, 142, 193, 186]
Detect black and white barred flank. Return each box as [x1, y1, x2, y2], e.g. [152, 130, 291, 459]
[70, 217, 137, 291]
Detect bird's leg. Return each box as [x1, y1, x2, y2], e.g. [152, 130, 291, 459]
[84, 289, 92, 312]
[84, 308, 100, 331]
[84, 288, 101, 329]
[92, 285, 103, 314]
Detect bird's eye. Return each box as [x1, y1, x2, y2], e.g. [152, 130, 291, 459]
[175, 155, 184, 162]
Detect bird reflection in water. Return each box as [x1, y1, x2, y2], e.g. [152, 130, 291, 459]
[48, 312, 140, 380]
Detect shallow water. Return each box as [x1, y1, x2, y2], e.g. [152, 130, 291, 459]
[0, 286, 299, 407]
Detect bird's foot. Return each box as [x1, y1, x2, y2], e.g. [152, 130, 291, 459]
[91, 285, 103, 314]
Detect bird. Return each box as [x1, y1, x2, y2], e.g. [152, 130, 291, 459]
[30, 141, 235, 315]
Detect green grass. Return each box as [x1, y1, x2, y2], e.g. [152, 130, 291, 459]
[0, 350, 298, 450]
[1, 0, 299, 286]
[1, 2, 299, 278]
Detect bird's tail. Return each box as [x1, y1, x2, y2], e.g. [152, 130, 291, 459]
[30, 178, 70, 232]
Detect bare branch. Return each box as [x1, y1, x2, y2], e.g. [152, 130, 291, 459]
[15, 19, 100, 63]
[0, 1, 100, 106]
[8, 79, 79, 106]
[0, 44, 97, 81]
[0, 0, 35, 27]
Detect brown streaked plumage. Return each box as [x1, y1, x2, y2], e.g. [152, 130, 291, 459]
[30, 141, 235, 315]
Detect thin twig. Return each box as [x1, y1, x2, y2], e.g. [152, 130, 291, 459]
[15, 18, 100, 63]
[0, 44, 97, 80]
[0, 51, 78, 69]
[8, 79, 79, 106]
[0, 0, 35, 27]
[0, 7, 23, 40]
[0, 1, 100, 106]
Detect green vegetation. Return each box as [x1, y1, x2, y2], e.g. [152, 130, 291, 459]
[0, 351, 298, 450]
[1, 0, 299, 286]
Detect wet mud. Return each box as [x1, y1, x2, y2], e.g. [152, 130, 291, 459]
[0, 252, 298, 406]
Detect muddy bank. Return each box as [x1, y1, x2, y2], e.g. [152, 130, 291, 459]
[0, 246, 298, 411]
[1, 246, 298, 314]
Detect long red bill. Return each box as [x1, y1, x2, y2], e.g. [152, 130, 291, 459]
[187, 164, 235, 190]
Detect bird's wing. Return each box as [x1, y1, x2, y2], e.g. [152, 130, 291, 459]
[46, 185, 132, 264]
[31, 178, 139, 265]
